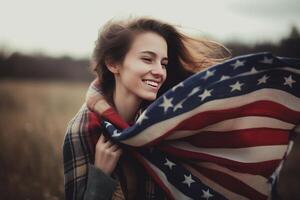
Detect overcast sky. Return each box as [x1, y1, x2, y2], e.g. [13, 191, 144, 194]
[1, 0, 299, 58]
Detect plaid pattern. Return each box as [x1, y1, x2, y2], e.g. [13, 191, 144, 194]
[63, 104, 94, 200]
[63, 100, 165, 199]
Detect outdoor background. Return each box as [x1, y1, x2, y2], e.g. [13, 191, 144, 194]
[1, 0, 300, 199]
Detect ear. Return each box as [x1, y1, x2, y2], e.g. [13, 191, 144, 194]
[105, 57, 120, 74]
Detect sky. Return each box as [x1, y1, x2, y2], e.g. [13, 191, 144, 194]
[1, 0, 299, 58]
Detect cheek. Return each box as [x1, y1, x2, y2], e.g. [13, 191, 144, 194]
[162, 71, 167, 84]
[122, 62, 142, 79]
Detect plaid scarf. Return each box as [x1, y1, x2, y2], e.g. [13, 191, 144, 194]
[63, 83, 165, 199]
[64, 52, 300, 200]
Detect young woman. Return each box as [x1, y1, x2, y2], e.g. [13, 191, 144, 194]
[63, 17, 228, 200]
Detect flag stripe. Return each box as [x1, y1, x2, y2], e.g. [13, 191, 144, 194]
[184, 163, 268, 200]
[183, 164, 249, 200]
[123, 89, 300, 146]
[175, 100, 299, 131]
[192, 162, 269, 195]
[160, 146, 281, 177]
[168, 142, 287, 163]
[181, 128, 289, 148]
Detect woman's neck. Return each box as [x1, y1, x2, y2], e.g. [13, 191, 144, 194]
[113, 86, 142, 123]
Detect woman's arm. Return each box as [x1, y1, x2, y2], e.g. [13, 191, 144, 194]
[84, 134, 123, 200]
[84, 165, 119, 200]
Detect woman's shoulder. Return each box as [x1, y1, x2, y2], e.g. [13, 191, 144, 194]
[65, 103, 103, 136]
[63, 103, 104, 161]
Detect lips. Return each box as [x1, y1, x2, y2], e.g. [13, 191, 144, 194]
[142, 79, 160, 88]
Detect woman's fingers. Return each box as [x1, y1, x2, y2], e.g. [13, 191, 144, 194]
[109, 144, 120, 152]
[115, 148, 123, 156]
[99, 134, 116, 148]
[99, 134, 104, 143]
[104, 138, 113, 148]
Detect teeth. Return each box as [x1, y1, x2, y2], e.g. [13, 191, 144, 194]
[143, 80, 159, 87]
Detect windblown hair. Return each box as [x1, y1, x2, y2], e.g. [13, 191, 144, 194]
[91, 17, 230, 102]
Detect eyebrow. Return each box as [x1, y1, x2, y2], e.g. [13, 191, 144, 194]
[140, 51, 168, 62]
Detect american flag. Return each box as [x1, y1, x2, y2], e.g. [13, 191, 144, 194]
[100, 52, 300, 200]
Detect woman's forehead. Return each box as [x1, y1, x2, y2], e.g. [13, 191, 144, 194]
[129, 32, 168, 58]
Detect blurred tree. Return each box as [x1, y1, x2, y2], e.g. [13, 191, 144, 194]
[226, 25, 300, 58]
[1, 26, 299, 81]
[0, 52, 94, 81]
[278, 26, 300, 57]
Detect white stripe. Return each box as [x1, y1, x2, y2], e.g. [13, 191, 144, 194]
[124, 89, 299, 146]
[141, 158, 193, 200]
[281, 66, 300, 75]
[182, 163, 250, 200]
[229, 66, 300, 79]
[167, 116, 293, 140]
[169, 142, 288, 163]
[192, 162, 269, 195]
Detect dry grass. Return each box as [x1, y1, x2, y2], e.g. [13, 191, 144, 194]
[0, 79, 299, 199]
[0, 79, 88, 200]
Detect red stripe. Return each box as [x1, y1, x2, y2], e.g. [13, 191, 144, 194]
[102, 108, 129, 129]
[175, 100, 300, 131]
[183, 128, 290, 148]
[159, 146, 281, 177]
[190, 164, 268, 200]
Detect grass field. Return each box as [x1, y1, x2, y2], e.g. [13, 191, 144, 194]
[0, 79, 88, 200]
[0, 79, 299, 199]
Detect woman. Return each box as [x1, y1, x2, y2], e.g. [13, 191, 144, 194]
[63, 17, 228, 200]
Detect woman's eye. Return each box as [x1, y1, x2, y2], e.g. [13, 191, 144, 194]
[162, 63, 168, 69]
[142, 58, 152, 63]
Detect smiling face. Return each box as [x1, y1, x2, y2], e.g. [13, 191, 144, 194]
[112, 31, 168, 102]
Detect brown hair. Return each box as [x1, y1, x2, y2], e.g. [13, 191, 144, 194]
[91, 17, 230, 102]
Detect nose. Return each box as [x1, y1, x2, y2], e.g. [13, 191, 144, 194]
[151, 62, 166, 78]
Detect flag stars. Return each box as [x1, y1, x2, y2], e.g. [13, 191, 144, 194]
[188, 86, 201, 97]
[104, 121, 112, 128]
[203, 70, 215, 80]
[260, 56, 273, 64]
[112, 130, 122, 137]
[250, 67, 258, 74]
[201, 189, 214, 200]
[283, 75, 296, 88]
[164, 158, 176, 170]
[136, 111, 148, 125]
[182, 174, 195, 187]
[159, 96, 174, 113]
[173, 102, 184, 112]
[257, 75, 269, 85]
[231, 60, 245, 69]
[172, 82, 184, 91]
[219, 75, 230, 81]
[230, 81, 244, 92]
[198, 89, 213, 101]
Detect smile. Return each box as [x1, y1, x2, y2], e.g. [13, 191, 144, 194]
[142, 79, 160, 88]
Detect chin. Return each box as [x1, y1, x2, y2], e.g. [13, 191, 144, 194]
[140, 92, 157, 101]
[142, 95, 157, 101]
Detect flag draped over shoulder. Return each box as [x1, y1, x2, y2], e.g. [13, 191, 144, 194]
[90, 52, 300, 200]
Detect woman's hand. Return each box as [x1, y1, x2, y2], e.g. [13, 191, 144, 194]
[94, 134, 123, 175]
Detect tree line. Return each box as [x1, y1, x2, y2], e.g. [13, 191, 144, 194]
[1, 26, 299, 82]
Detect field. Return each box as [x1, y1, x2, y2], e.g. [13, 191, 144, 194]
[0, 80, 88, 199]
[0, 79, 299, 199]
